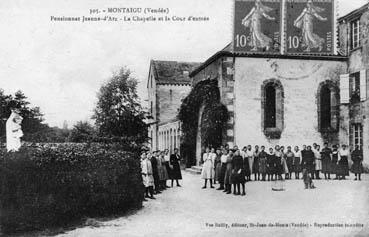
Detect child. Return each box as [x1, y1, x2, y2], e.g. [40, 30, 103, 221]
[302, 168, 315, 189]
[141, 152, 155, 199]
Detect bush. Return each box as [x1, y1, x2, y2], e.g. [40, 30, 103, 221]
[0, 143, 144, 234]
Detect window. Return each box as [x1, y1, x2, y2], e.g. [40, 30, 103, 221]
[261, 79, 284, 138]
[150, 101, 153, 115]
[265, 85, 276, 128]
[349, 72, 360, 103]
[351, 19, 361, 49]
[351, 124, 363, 149]
[317, 81, 339, 132]
[320, 86, 331, 129]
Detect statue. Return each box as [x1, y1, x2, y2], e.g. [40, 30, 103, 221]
[242, 0, 276, 51]
[294, 0, 327, 52]
[6, 109, 23, 152]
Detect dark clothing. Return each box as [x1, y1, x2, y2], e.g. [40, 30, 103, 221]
[219, 163, 227, 183]
[258, 151, 268, 174]
[151, 157, 160, 190]
[338, 156, 349, 176]
[351, 149, 363, 174]
[224, 155, 233, 185]
[321, 147, 332, 173]
[253, 151, 260, 174]
[243, 155, 251, 176]
[301, 150, 315, 173]
[293, 154, 301, 173]
[170, 154, 182, 180]
[331, 151, 339, 175]
[274, 153, 283, 175]
[231, 155, 246, 184]
[267, 153, 275, 175]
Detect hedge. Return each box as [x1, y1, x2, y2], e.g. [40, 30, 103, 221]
[0, 143, 144, 234]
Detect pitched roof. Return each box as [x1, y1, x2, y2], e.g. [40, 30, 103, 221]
[150, 60, 201, 85]
[339, 2, 369, 22]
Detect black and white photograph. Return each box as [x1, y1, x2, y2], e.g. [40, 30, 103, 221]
[0, 0, 369, 236]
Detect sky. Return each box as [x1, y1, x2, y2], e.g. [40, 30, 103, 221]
[0, 0, 367, 128]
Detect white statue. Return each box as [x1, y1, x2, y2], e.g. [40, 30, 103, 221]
[6, 109, 23, 152]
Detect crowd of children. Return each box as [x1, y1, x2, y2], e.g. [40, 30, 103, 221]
[140, 148, 182, 201]
[200, 143, 364, 195]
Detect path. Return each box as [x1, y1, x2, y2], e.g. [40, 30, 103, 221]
[57, 172, 369, 237]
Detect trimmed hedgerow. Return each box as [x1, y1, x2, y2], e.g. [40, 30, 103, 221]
[178, 79, 228, 167]
[0, 143, 143, 234]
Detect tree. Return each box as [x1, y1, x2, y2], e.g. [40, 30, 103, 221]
[69, 121, 96, 142]
[0, 89, 70, 143]
[93, 67, 148, 144]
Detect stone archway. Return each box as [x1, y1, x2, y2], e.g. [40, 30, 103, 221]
[195, 104, 205, 166]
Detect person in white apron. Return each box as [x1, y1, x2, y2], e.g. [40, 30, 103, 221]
[201, 147, 215, 189]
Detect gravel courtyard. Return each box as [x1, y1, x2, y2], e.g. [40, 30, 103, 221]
[58, 172, 369, 237]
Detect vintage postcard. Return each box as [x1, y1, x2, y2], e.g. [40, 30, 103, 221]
[0, 0, 368, 236]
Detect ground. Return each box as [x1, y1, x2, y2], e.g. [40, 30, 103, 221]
[57, 172, 369, 237]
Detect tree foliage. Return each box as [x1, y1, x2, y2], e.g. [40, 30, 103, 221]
[69, 121, 96, 142]
[93, 67, 148, 145]
[178, 79, 228, 167]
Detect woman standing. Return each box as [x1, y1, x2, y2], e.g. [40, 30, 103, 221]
[224, 149, 234, 194]
[321, 143, 332, 180]
[253, 145, 261, 181]
[267, 148, 275, 181]
[164, 149, 172, 188]
[258, 146, 268, 181]
[158, 151, 169, 190]
[141, 152, 155, 199]
[285, 146, 294, 179]
[274, 145, 283, 180]
[242, 147, 251, 181]
[292, 146, 302, 179]
[246, 145, 254, 181]
[331, 145, 339, 180]
[338, 145, 350, 180]
[231, 150, 246, 196]
[214, 148, 222, 185]
[170, 148, 182, 187]
[217, 149, 228, 190]
[314, 145, 322, 179]
[201, 147, 215, 189]
[351, 145, 363, 181]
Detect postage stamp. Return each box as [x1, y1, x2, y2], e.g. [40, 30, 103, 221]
[233, 0, 282, 53]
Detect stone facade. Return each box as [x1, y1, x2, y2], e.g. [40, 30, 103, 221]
[338, 4, 369, 166]
[147, 60, 200, 152]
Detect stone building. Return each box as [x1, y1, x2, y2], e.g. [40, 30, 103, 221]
[188, 3, 369, 166]
[147, 60, 200, 153]
[338, 3, 369, 166]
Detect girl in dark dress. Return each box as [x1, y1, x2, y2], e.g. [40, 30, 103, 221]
[242, 147, 251, 181]
[351, 145, 363, 181]
[338, 145, 350, 180]
[231, 150, 246, 196]
[170, 148, 182, 187]
[267, 148, 275, 181]
[321, 143, 332, 180]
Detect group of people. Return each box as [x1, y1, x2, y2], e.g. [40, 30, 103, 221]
[140, 148, 182, 200]
[201, 143, 364, 195]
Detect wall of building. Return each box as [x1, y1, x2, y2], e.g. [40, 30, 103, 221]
[158, 120, 181, 153]
[157, 84, 191, 124]
[233, 57, 347, 148]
